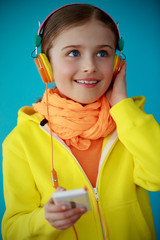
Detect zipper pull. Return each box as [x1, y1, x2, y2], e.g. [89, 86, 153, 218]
[93, 188, 99, 201]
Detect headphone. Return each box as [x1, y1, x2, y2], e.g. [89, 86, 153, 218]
[33, 3, 125, 84]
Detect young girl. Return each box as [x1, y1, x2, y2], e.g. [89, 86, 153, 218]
[2, 3, 160, 240]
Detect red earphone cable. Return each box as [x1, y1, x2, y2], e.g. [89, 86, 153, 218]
[73, 225, 78, 240]
[45, 84, 59, 189]
[45, 84, 78, 239]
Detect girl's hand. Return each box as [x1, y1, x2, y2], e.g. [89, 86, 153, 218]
[106, 62, 127, 107]
[44, 187, 87, 230]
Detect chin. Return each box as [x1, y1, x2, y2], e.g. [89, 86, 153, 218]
[73, 97, 101, 105]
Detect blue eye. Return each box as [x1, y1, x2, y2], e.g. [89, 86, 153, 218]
[97, 51, 107, 57]
[68, 50, 79, 57]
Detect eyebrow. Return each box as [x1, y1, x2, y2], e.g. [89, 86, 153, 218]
[97, 44, 114, 50]
[62, 44, 114, 51]
[62, 45, 81, 50]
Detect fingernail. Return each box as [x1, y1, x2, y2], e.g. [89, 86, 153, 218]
[80, 207, 87, 213]
[61, 205, 67, 210]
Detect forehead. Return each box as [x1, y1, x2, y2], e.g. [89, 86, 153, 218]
[53, 19, 116, 47]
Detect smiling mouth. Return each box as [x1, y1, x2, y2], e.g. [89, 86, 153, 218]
[75, 80, 98, 84]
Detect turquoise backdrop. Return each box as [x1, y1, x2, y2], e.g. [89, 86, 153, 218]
[0, 0, 160, 239]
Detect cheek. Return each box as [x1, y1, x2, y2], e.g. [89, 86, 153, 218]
[52, 61, 76, 79]
[101, 62, 115, 90]
[101, 63, 114, 80]
[99, 57, 115, 74]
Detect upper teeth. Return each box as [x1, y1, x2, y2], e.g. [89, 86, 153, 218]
[76, 80, 98, 84]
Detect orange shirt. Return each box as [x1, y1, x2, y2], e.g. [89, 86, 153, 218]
[70, 138, 103, 187]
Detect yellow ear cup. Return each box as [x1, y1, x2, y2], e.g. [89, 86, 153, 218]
[113, 54, 120, 74]
[34, 53, 54, 83]
[113, 54, 125, 79]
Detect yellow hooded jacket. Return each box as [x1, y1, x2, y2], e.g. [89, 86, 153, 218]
[2, 97, 160, 240]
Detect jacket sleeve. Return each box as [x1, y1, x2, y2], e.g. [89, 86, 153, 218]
[2, 130, 60, 240]
[110, 97, 160, 191]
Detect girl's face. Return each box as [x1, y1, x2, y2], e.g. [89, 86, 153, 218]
[49, 19, 116, 104]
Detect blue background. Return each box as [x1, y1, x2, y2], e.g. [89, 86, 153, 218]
[0, 0, 160, 239]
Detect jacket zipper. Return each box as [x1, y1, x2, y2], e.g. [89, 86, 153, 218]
[40, 124, 117, 239]
[93, 188, 99, 201]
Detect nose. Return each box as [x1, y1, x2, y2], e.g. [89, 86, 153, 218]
[82, 56, 96, 73]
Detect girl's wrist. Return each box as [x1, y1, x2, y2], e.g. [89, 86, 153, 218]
[110, 95, 127, 107]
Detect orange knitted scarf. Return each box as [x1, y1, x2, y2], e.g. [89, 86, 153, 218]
[33, 88, 116, 150]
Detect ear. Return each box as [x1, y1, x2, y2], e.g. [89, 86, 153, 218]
[34, 53, 54, 83]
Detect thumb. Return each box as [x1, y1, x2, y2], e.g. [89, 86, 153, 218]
[55, 186, 66, 192]
[48, 196, 55, 204]
[49, 187, 66, 204]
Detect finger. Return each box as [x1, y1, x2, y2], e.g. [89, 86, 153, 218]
[49, 211, 85, 230]
[51, 206, 87, 220]
[54, 214, 82, 229]
[55, 186, 66, 192]
[113, 62, 127, 88]
[118, 62, 127, 78]
[44, 200, 67, 213]
[56, 223, 75, 230]
[45, 206, 87, 227]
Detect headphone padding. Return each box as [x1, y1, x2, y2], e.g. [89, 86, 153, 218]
[34, 53, 54, 83]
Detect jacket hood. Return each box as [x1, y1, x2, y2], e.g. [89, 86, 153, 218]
[132, 96, 146, 109]
[17, 96, 146, 125]
[17, 106, 44, 125]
